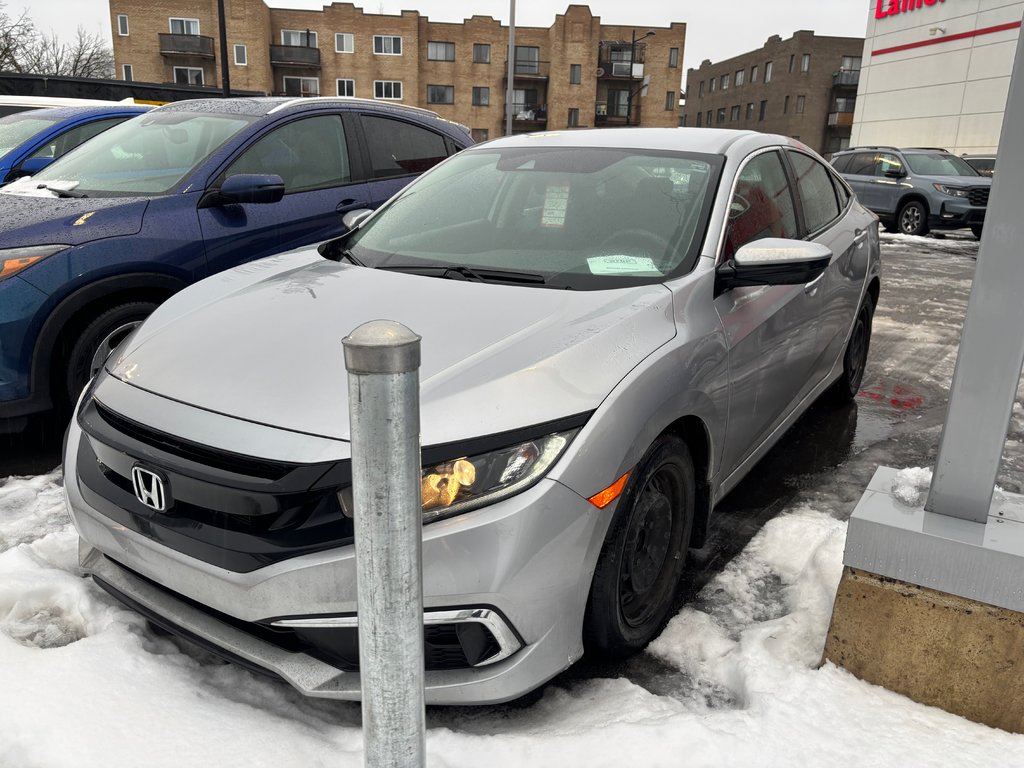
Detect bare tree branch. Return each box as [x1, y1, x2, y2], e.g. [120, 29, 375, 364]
[18, 26, 114, 78]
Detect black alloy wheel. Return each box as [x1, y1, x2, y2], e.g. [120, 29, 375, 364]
[831, 294, 874, 402]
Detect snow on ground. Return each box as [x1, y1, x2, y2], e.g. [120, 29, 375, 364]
[2, 470, 1022, 768]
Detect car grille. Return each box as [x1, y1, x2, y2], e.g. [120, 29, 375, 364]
[968, 187, 989, 207]
[77, 397, 354, 573]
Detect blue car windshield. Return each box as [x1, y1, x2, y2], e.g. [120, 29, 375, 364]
[348, 146, 721, 289]
[27, 111, 256, 196]
[0, 114, 59, 160]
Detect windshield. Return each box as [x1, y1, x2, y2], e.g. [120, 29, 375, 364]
[906, 152, 980, 177]
[347, 146, 720, 289]
[23, 111, 256, 196]
[0, 114, 59, 160]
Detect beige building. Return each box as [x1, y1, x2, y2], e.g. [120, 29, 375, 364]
[108, 1, 686, 140]
[683, 30, 864, 156]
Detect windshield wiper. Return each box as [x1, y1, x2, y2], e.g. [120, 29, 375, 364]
[379, 263, 546, 285]
[36, 183, 87, 199]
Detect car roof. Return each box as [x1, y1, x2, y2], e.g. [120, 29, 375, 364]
[5, 104, 151, 120]
[154, 96, 442, 119]
[470, 127, 797, 155]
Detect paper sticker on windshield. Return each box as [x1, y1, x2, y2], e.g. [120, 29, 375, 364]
[587, 255, 661, 275]
[542, 185, 570, 228]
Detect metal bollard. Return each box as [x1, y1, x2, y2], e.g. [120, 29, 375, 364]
[342, 320, 426, 768]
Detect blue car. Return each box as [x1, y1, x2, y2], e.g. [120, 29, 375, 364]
[0, 97, 472, 427]
[0, 104, 150, 183]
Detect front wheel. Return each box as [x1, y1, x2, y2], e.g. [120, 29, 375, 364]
[584, 435, 695, 657]
[65, 302, 157, 405]
[898, 200, 928, 236]
[830, 294, 874, 402]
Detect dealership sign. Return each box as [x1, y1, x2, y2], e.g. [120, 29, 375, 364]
[876, 0, 945, 19]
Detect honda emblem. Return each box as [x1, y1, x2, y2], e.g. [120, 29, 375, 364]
[131, 465, 167, 511]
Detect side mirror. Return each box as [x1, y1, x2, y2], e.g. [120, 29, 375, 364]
[715, 238, 832, 296]
[342, 208, 374, 230]
[16, 156, 53, 177]
[200, 173, 285, 207]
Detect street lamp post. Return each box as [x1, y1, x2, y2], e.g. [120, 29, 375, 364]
[626, 30, 654, 126]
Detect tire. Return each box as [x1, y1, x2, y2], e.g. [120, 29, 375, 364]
[971, 224, 983, 240]
[583, 435, 695, 658]
[830, 294, 874, 402]
[65, 301, 157, 405]
[882, 220, 898, 233]
[897, 200, 928, 236]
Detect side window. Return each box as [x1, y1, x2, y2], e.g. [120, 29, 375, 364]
[845, 152, 877, 176]
[831, 154, 852, 174]
[361, 115, 447, 178]
[723, 151, 798, 260]
[225, 115, 351, 193]
[875, 152, 902, 177]
[28, 118, 128, 162]
[788, 150, 840, 234]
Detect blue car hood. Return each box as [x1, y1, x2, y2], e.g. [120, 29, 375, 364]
[0, 192, 148, 246]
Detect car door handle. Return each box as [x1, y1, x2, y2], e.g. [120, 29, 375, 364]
[804, 272, 825, 293]
[854, 228, 869, 245]
[336, 199, 368, 211]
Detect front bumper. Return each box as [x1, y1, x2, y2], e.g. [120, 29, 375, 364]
[64, 403, 609, 705]
[929, 198, 987, 230]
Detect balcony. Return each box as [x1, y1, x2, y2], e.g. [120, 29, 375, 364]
[270, 45, 321, 68]
[502, 60, 550, 80]
[505, 102, 547, 125]
[828, 111, 855, 128]
[159, 33, 214, 59]
[594, 101, 635, 126]
[833, 69, 860, 87]
[598, 43, 646, 80]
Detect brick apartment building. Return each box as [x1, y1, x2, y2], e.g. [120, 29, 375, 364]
[108, 1, 686, 140]
[682, 30, 863, 156]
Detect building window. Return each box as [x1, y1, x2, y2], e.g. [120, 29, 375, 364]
[698, 81, 704, 98]
[374, 80, 402, 99]
[122, 64, 133, 81]
[335, 33, 354, 53]
[695, 111, 702, 127]
[717, 107, 725, 124]
[472, 86, 489, 106]
[117, 14, 129, 36]
[283, 76, 319, 96]
[471, 128, 488, 142]
[765, 61, 773, 82]
[473, 43, 490, 63]
[750, 64, 758, 83]
[374, 35, 402, 55]
[706, 110, 712, 125]
[801, 54, 811, 72]
[282, 30, 317, 47]
[173, 66, 204, 85]
[788, 54, 795, 73]
[730, 104, 740, 121]
[784, 95, 790, 114]
[720, 73, 729, 90]
[669, 47, 679, 68]
[169, 18, 200, 35]
[746, 102, 753, 120]
[570, 63, 581, 84]
[514, 46, 540, 75]
[840, 55, 861, 71]
[337, 78, 354, 97]
[835, 96, 856, 112]
[759, 100, 767, 121]
[234, 44, 247, 65]
[427, 85, 454, 104]
[428, 41, 455, 61]
[666, 91, 675, 111]
[735, 69, 744, 87]
[796, 95, 805, 113]
[568, 107, 579, 127]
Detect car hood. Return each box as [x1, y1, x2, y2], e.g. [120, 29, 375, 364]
[0, 190, 148, 246]
[107, 250, 676, 444]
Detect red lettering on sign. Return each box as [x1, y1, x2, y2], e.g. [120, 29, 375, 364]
[876, 0, 944, 19]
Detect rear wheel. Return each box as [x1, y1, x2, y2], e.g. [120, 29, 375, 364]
[971, 224, 983, 240]
[584, 435, 694, 657]
[898, 200, 928, 236]
[65, 302, 157, 405]
[830, 294, 874, 402]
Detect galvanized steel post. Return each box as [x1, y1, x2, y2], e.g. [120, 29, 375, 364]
[342, 320, 425, 768]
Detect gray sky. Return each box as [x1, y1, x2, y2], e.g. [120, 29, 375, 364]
[19, 0, 869, 76]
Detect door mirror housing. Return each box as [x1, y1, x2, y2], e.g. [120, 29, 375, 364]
[715, 238, 832, 296]
[200, 174, 285, 207]
[342, 208, 374, 230]
[16, 156, 54, 177]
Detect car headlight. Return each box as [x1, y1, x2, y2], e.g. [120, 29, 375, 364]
[0, 244, 69, 281]
[339, 429, 578, 523]
[933, 184, 969, 198]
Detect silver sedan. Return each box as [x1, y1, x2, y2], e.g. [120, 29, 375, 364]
[64, 128, 880, 704]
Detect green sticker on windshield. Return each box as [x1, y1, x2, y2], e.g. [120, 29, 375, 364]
[587, 255, 661, 275]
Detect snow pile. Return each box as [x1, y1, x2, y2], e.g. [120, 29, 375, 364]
[1, 474, 1023, 767]
[891, 466, 933, 506]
